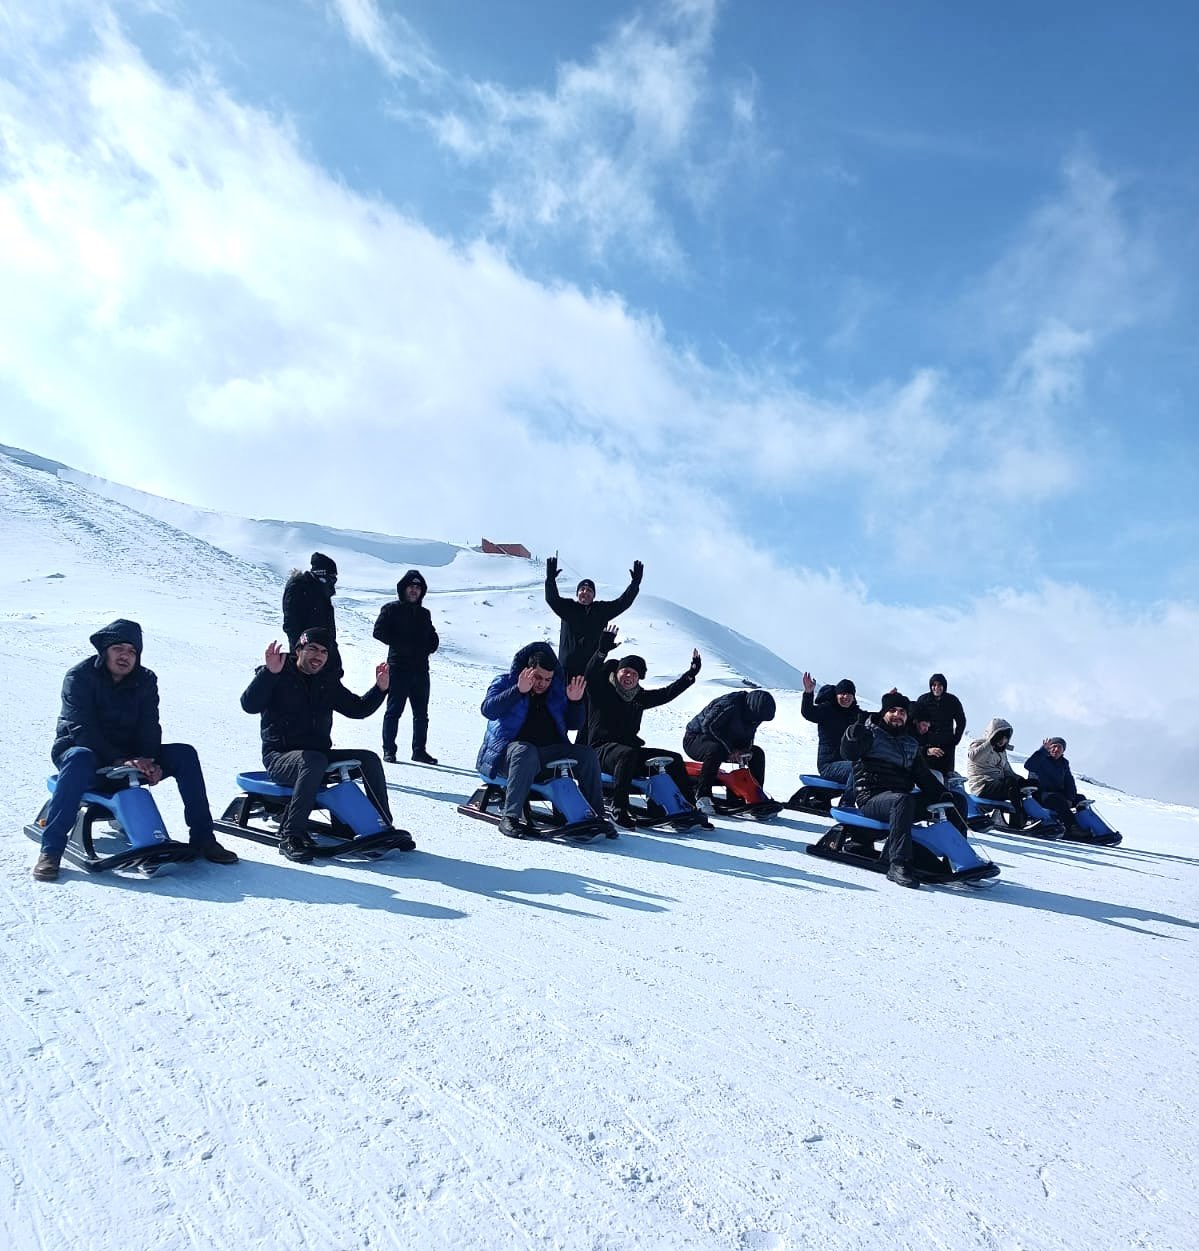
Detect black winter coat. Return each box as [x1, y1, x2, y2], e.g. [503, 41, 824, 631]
[584, 650, 696, 748]
[282, 571, 336, 649]
[801, 686, 864, 771]
[842, 713, 945, 803]
[373, 571, 439, 668]
[240, 659, 385, 760]
[912, 688, 966, 746]
[545, 571, 639, 678]
[685, 690, 775, 752]
[52, 656, 162, 767]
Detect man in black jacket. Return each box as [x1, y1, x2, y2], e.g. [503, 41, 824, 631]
[31, 619, 238, 881]
[544, 555, 642, 680]
[912, 673, 966, 775]
[239, 628, 411, 861]
[373, 570, 440, 765]
[683, 689, 775, 815]
[584, 627, 704, 828]
[841, 691, 963, 890]
[799, 672, 862, 784]
[282, 552, 341, 674]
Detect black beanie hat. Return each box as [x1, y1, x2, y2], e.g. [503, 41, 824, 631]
[297, 627, 333, 650]
[880, 691, 910, 713]
[311, 552, 338, 577]
[576, 578, 596, 594]
[617, 654, 647, 679]
[835, 679, 856, 696]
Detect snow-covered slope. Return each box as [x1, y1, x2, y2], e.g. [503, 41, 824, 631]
[2, 450, 1197, 1251]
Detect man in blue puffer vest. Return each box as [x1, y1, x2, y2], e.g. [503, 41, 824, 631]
[32, 619, 238, 881]
[476, 642, 609, 838]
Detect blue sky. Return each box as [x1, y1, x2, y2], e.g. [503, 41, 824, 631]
[2, 0, 1198, 794]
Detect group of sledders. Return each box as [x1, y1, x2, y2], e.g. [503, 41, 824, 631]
[25, 553, 1118, 889]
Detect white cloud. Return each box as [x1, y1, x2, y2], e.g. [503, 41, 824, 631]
[324, 0, 440, 83]
[421, 0, 744, 267]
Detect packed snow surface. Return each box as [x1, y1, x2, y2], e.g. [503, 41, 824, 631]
[2, 451, 1196, 1251]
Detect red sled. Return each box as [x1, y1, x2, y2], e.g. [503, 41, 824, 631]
[684, 760, 783, 821]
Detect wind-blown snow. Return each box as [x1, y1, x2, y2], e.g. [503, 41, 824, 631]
[1, 450, 1196, 1251]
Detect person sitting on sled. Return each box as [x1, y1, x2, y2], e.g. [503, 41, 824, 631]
[584, 627, 705, 829]
[1023, 736, 1088, 832]
[476, 643, 611, 838]
[800, 673, 863, 785]
[909, 710, 954, 782]
[964, 717, 1029, 826]
[239, 628, 411, 862]
[683, 688, 776, 817]
[841, 692, 966, 890]
[31, 619, 238, 881]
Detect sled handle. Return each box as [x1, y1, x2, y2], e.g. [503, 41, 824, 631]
[927, 801, 954, 820]
[545, 758, 576, 777]
[644, 755, 673, 772]
[326, 759, 360, 783]
[100, 765, 144, 787]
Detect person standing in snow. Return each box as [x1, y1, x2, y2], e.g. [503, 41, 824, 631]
[544, 555, 643, 681]
[31, 619, 239, 881]
[912, 673, 966, 775]
[841, 691, 963, 890]
[798, 673, 863, 785]
[282, 552, 341, 675]
[964, 717, 1030, 826]
[683, 688, 776, 816]
[584, 627, 706, 829]
[239, 629, 412, 862]
[372, 570, 440, 765]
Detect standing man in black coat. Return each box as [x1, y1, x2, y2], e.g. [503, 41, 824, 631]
[544, 555, 643, 680]
[912, 673, 966, 775]
[373, 570, 440, 765]
[282, 552, 341, 674]
[584, 627, 704, 828]
[239, 628, 411, 861]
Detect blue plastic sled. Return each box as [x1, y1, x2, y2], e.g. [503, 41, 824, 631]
[785, 774, 844, 816]
[458, 757, 613, 842]
[23, 765, 196, 876]
[806, 800, 1000, 885]
[215, 759, 414, 859]
[600, 756, 708, 831]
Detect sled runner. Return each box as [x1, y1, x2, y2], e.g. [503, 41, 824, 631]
[600, 756, 708, 831]
[784, 774, 844, 816]
[684, 756, 784, 820]
[458, 757, 613, 842]
[806, 800, 1000, 885]
[214, 759, 415, 859]
[24, 765, 196, 876]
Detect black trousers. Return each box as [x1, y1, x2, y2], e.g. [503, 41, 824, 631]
[265, 747, 392, 842]
[382, 665, 431, 755]
[972, 776, 1028, 826]
[594, 742, 695, 807]
[682, 732, 765, 795]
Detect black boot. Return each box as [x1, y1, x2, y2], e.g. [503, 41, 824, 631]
[411, 749, 438, 765]
[886, 862, 921, 889]
[32, 853, 61, 882]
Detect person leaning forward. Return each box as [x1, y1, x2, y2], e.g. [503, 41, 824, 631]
[239, 627, 412, 861]
[32, 619, 238, 881]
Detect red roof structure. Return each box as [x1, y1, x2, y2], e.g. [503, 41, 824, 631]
[479, 538, 532, 559]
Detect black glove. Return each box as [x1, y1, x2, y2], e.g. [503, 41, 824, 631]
[688, 652, 702, 677]
[630, 559, 643, 586]
[599, 627, 618, 654]
[546, 555, 559, 580]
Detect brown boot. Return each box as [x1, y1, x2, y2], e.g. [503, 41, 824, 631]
[32, 853, 61, 882]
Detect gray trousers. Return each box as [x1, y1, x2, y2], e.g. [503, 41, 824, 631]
[503, 741, 603, 819]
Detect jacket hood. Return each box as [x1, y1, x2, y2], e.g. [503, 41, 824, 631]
[509, 640, 562, 678]
[929, 672, 948, 691]
[397, 570, 428, 601]
[746, 689, 776, 722]
[90, 619, 144, 658]
[983, 716, 1014, 747]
